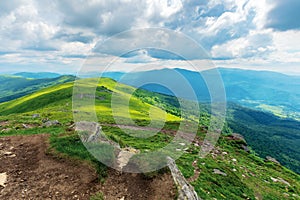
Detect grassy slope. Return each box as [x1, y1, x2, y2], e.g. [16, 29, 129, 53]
[226, 103, 300, 174]
[0, 75, 75, 103]
[0, 78, 299, 199]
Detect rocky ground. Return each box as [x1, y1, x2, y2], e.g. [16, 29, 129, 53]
[0, 134, 175, 200]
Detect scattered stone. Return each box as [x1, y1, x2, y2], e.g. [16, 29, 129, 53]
[222, 152, 228, 155]
[43, 120, 61, 127]
[213, 169, 227, 176]
[241, 144, 250, 153]
[232, 158, 237, 162]
[283, 193, 290, 197]
[200, 141, 214, 156]
[1, 128, 12, 133]
[270, 177, 290, 186]
[227, 133, 246, 143]
[0, 172, 7, 187]
[4, 151, 13, 156]
[8, 154, 16, 158]
[265, 156, 280, 165]
[96, 96, 106, 101]
[32, 114, 40, 118]
[270, 177, 278, 182]
[123, 147, 139, 154]
[179, 143, 186, 146]
[249, 172, 256, 177]
[22, 124, 29, 129]
[232, 169, 237, 172]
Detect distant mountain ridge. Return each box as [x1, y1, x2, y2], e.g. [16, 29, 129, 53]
[98, 68, 300, 120]
[13, 72, 62, 79]
[0, 75, 75, 103]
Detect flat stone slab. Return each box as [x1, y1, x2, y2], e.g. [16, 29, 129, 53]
[0, 172, 7, 187]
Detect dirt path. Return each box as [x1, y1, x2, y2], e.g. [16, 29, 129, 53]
[100, 171, 175, 200]
[0, 134, 175, 200]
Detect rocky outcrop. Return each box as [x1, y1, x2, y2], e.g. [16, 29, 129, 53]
[228, 133, 246, 143]
[265, 156, 280, 165]
[43, 120, 61, 127]
[75, 122, 142, 171]
[75, 122, 119, 147]
[167, 157, 201, 200]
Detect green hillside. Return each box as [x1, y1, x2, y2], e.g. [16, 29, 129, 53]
[0, 78, 299, 199]
[0, 75, 75, 103]
[226, 103, 300, 174]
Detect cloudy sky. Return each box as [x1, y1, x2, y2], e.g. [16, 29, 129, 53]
[0, 0, 300, 74]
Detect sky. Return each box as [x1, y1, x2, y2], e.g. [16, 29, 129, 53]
[0, 0, 300, 75]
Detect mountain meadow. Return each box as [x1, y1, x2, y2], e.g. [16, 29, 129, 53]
[0, 71, 299, 199]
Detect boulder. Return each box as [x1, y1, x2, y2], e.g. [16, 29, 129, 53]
[167, 157, 201, 200]
[43, 120, 61, 127]
[265, 156, 280, 165]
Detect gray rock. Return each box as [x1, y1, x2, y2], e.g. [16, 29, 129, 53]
[213, 169, 227, 176]
[75, 122, 120, 148]
[22, 124, 29, 129]
[241, 144, 250, 153]
[32, 114, 40, 118]
[270, 177, 290, 186]
[230, 133, 246, 142]
[44, 120, 61, 127]
[167, 157, 201, 200]
[265, 156, 280, 165]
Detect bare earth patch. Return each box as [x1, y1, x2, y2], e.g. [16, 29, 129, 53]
[0, 134, 175, 200]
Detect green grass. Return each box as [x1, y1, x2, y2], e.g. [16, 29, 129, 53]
[0, 75, 75, 103]
[49, 132, 107, 180]
[0, 77, 299, 199]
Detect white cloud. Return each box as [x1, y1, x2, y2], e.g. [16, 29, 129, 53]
[0, 0, 299, 74]
[211, 30, 273, 59]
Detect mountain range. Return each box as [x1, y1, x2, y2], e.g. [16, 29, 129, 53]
[2, 68, 300, 174]
[112, 68, 300, 120]
[0, 76, 299, 199]
[0, 75, 75, 103]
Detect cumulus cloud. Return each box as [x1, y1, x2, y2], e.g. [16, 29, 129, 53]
[211, 30, 274, 59]
[0, 0, 299, 73]
[54, 0, 148, 35]
[265, 0, 300, 31]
